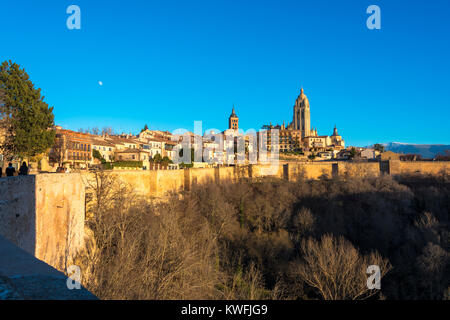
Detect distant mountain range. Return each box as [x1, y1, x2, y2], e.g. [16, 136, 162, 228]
[368, 142, 450, 159]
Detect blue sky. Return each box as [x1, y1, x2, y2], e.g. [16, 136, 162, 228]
[1, 0, 449, 146]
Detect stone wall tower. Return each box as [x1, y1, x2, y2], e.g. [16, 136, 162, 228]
[293, 88, 311, 138]
[228, 105, 239, 131]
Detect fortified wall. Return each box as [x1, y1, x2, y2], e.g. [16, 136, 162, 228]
[78, 161, 449, 200]
[396, 161, 450, 175]
[0, 174, 85, 272]
[0, 160, 448, 273]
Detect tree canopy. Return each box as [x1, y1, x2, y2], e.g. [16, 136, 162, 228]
[0, 61, 55, 159]
[373, 143, 385, 153]
[141, 124, 149, 132]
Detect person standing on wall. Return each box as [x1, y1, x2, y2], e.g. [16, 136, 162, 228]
[5, 163, 15, 177]
[18, 162, 28, 175]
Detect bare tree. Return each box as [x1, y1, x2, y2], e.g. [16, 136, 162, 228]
[91, 127, 100, 135]
[101, 127, 114, 136]
[222, 262, 268, 300]
[417, 243, 449, 299]
[49, 133, 67, 167]
[77, 170, 221, 299]
[291, 234, 391, 300]
[70, 173, 449, 300]
[292, 207, 315, 236]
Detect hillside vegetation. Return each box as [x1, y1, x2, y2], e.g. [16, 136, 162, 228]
[76, 171, 450, 300]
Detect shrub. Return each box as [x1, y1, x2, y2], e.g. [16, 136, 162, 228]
[92, 149, 106, 163]
[101, 161, 142, 170]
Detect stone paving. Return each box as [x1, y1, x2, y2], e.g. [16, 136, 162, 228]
[0, 235, 97, 300]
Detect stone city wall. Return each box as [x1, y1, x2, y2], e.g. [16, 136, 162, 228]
[396, 161, 450, 175]
[336, 162, 381, 178]
[0, 174, 85, 272]
[1, 160, 448, 273]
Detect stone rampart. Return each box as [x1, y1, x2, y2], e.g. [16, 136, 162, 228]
[0, 174, 85, 272]
[1, 161, 448, 273]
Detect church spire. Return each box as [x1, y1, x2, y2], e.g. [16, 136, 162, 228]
[228, 104, 239, 130]
[230, 104, 237, 117]
[333, 125, 338, 136]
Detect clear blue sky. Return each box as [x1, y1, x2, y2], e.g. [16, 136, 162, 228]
[1, 0, 449, 146]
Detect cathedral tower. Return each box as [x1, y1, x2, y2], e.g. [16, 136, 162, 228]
[228, 105, 239, 131]
[292, 88, 311, 138]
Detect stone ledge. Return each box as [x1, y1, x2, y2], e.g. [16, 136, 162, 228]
[6, 275, 97, 300]
[0, 235, 97, 300]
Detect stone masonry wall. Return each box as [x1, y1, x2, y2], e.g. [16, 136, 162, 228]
[0, 174, 85, 272]
[82, 161, 450, 199]
[34, 174, 85, 271]
[0, 176, 36, 255]
[1, 161, 448, 274]
[396, 161, 450, 175]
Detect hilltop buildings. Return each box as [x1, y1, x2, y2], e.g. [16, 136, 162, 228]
[262, 88, 345, 154]
[2, 82, 446, 173]
[48, 126, 176, 170]
[50, 128, 93, 166]
[44, 86, 346, 170]
[138, 129, 177, 159]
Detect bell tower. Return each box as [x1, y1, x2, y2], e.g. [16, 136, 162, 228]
[228, 105, 239, 131]
[292, 88, 311, 138]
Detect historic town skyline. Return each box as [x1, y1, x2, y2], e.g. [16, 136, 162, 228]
[1, 1, 450, 304]
[1, 1, 449, 146]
